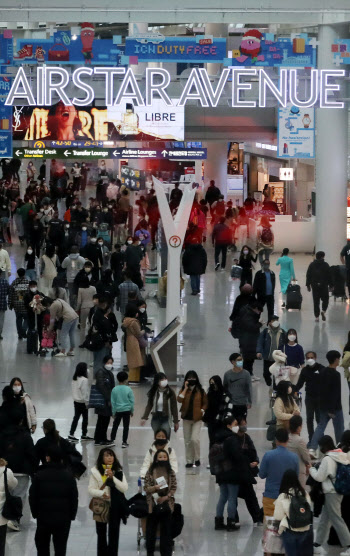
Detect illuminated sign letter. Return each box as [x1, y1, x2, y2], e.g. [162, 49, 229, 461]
[198, 68, 230, 107]
[232, 69, 257, 108]
[259, 68, 288, 108]
[72, 68, 95, 106]
[5, 67, 36, 106]
[320, 69, 345, 108]
[114, 68, 145, 106]
[94, 68, 126, 107]
[178, 68, 209, 107]
[44, 67, 71, 106]
[36, 67, 45, 106]
[146, 68, 172, 107]
[289, 69, 318, 108]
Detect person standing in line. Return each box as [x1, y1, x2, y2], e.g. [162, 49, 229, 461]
[310, 435, 350, 556]
[306, 251, 333, 322]
[212, 216, 231, 271]
[223, 353, 252, 420]
[253, 258, 276, 321]
[0, 458, 17, 554]
[8, 268, 29, 340]
[273, 380, 300, 431]
[0, 240, 11, 281]
[256, 315, 287, 386]
[0, 269, 9, 340]
[29, 445, 78, 556]
[68, 362, 93, 443]
[94, 356, 115, 447]
[259, 428, 299, 523]
[237, 301, 263, 381]
[88, 448, 128, 556]
[256, 215, 274, 266]
[295, 351, 323, 446]
[238, 245, 257, 286]
[309, 350, 345, 455]
[284, 329, 305, 369]
[287, 415, 311, 489]
[177, 370, 208, 468]
[141, 372, 179, 438]
[182, 236, 207, 296]
[110, 371, 134, 448]
[276, 248, 296, 308]
[340, 238, 350, 297]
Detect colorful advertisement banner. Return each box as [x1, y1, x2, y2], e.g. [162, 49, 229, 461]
[13, 146, 207, 160]
[0, 76, 12, 158]
[120, 166, 146, 190]
[278, 104, 315, 158]
[14, 27, 124, 66]
[332, 39, 350, 65]
[225, 31, 316, 67]
[125, 36, 227, 63]
[0, 31, 13, 66]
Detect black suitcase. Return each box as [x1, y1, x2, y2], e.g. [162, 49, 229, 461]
[286, 283, 302, 310]
[330, 265, 346, 300]
[27, 329, 38, 354]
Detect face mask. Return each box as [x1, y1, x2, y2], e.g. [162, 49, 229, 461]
[85, 268, 92, 274]
[27, 249, 33, 255]
[82, 227, 87, 231]
[98, 242, 103, 246]
[66, 224, 70, 229]
[103, 208, 108, 213]
[188, 379, 197, 386]
[271, 321, 279, 328]
[40, 208, 44, 212]
[236, 360, 243, 368]
[239, 425, 247, 433]
[288, 335, 296, 342]
[287, 386, 293, 394]
[90, 238, 97, 243]
[105, 364, 113, 371]
[243, 249, 249, 255]
[108, 205, 112, 209]
[155, 438, 167, 446]
[127, 240, 132, 245]
[12, 386, 21, 394]
[139, 307, 146, 313]
[30, 287, 37, 293]
[159, 380, 168, 388]
[306, 358, 315, 367]
[231, 426, 239, 434]
[263, 265, 270, 271]
[70, 253, 79, 259]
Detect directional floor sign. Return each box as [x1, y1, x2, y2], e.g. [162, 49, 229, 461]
[13, 147, 207, 160]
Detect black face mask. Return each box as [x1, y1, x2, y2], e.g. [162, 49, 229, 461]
[155, 439, 167, 447]
[209, 384, 216, 391]
[154, 460, 167, 467]
[188, 379, 197, 386]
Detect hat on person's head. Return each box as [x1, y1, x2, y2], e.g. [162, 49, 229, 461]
[270, 315, 279, 322]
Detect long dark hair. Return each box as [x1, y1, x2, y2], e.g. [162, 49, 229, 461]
[43, 418, 60, 445]
[73, 362, 88, 381]
[9, 377, 24, 395]
[340, 430, 350, 453]
[149, 449, 172, 474]
[147, 372, 168, 401]
[275, 380, 294, 407]
[279, 469, 306, 498]
[208, 375, 224, 394]
[182, 370, 204, 394]
[96, 448, 122, 475]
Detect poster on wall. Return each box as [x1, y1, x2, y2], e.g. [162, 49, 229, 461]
[278, 104, 315, 159]
[0, 76, 12, 157]
[120, 166, 146, 190]
[225, 31, 316, 67]
[13, 99, 184, 142]
[0, 31, 13, 66]
[332, 40, 350, 65]
[14, 25, 124, 66]
[125, 35, 227, 63]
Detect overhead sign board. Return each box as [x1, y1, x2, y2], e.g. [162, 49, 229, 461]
[125, 36, 227, 63]
[13, 147, 207, 160]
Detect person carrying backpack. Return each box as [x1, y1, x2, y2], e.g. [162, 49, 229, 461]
[256, 215, 274, 266]
[273, 469, 313, 556]
[310, 435, 350, 556]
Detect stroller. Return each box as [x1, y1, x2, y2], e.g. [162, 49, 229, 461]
[39, 312, 58, 357]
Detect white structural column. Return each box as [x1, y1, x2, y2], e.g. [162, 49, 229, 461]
[205, 23, 227, 76]
[315, 25, 348, 263]
[203, 140, 228, 195]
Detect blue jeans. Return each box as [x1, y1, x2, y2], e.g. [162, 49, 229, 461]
[190, 275, 200, 293]
[60, 318, 78, 352]
[216, 483, 239, 519]
[281, 528, 313, 556]
[25, 269, 37, 281]
[151, 412, 171, 439]
[310, 409, 344, 450]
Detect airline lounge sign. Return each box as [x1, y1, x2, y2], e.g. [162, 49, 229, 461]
[4, 67, 347, 109]
[13, 146, 207, 160]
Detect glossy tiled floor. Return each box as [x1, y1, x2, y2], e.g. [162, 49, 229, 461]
[2, 238, 350, 555]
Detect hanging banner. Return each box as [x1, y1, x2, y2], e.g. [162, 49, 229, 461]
[225, 31, 316, 67]
[332, 39, 350, 65]
[0, 31, 13, 66]
[0, 76, 12, 158]
[125, 36, 227, 63]
[278, 104, 315, 158]
[14, 27, 125, 66]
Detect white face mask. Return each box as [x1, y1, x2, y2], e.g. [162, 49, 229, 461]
[159, 380, 168, 388]
[306, 358, 316, 367]
[98, 242, 103, 246]
[139, 307, 146, 313]
[30, 287, 37, 293]
[127, 240, 132, 245]
[90, 238, 97, 243]
[271, 321, 279, 328]
[231, 426, 239, 434]
[105, 364, 113, 371]
[288, 335, 296, 342]
[12, 385, 21, 394]
[27, 249, 33, 255]
[82, 227, 87, 231]
[243, 249, 249, 255]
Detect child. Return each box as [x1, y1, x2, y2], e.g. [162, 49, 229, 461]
[68, 362, 92, 442]
[111, 371, 135, 448]
[230, 258, 242, 280]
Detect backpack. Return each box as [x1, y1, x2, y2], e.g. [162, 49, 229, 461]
[288, 493, 313, 528]
[261, 227, 273, 245]
[333, 462, 350, 495]
[208, 441, 232, 476]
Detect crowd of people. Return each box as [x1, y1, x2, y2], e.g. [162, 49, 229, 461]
[0, 167, 350, 556]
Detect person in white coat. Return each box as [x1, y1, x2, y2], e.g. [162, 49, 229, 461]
[140, 429, 178, 479]
[68, 363, 93, 442]
[0, 459, 18, 555]
[310, 435, 350, 556]
[88, 448, 128, 556]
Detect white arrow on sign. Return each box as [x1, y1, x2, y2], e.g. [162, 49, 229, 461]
[161, 149, 168, 157]
[113, 150, 119, 157]
[64, 150, 71, 157]
[15, 150, 22, 156]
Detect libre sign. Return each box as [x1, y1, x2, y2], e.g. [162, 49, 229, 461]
[4, 67, 346, 109]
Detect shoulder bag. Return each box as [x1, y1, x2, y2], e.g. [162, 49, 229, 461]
[2, 468, 23, 521]
[88, 384, 106, 409]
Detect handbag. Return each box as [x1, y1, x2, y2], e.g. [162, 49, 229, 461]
[88, 384, 106, 409]
[266, 422, 277, 442]
[2, 468, 23, 522]
[171, 503, 184, 539]
[262, 518, 284, 554]
[83, 330, 105, 352]
[89, 497, 110, 523]
[153, 500, 171, 516]
[48, 43, 69, 62]
[128, 492, 148, 518]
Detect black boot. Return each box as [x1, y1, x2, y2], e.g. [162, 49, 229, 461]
[227, 518, 237, 532]
[214, 517, 226, 530]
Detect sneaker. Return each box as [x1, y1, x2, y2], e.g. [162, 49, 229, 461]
[340, 549, 350, 556]
[7, 521, 20, 532]
[122, 442, 129, 448]
[67, 350, 75, 356]
[55, 351, 66, 357]
[81, 435, 94, 441]
[313, 545, 325, 555]
[94, 442, 101, 446]
[315, 317, 319, 322]
[185, 463, 193, 468]
[101, 440, 115, 446]
[251, 375, 261, 382]
[254, 521, 263, 527]
[194, 460, 201, 467]
[321, 311, 326, 321]
[234, 521, 241, 528]
[68, 435, 79, 442]
[281, 302, 286, 308]
[215, 263, 220, 271]
[220, 267, 226, 272]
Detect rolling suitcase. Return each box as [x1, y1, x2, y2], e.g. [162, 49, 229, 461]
[330, 265, 346, 300]
[286, 282, 302, 310]
[27, 328, 39, 354]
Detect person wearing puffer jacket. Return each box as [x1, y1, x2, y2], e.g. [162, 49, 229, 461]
[140, 429, 178, 479]
[310, 435, 350, 556]
[9, 377, 37, 433]
[269, 350, 300, 387]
